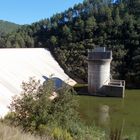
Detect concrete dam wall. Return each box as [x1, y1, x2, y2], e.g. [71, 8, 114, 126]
[0, 48, 76, 117]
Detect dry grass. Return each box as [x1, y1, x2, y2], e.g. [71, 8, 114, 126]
[0, 123, 50, 140]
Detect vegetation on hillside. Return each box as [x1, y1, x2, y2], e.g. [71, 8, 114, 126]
[0, 0, 139, 87]
[0, 20, 20, 35]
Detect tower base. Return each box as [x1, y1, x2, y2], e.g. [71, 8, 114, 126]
[88, 80, 125, 98]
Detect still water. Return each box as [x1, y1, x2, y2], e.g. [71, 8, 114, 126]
[78, 90, 140, 136]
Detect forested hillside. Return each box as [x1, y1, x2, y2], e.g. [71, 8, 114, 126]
[0, 20, 20, 35]
[0, 0, 139, 87]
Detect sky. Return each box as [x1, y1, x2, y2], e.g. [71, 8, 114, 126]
[0, 0, 84, 25]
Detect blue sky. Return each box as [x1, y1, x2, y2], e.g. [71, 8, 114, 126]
[0, 0, 83, 25]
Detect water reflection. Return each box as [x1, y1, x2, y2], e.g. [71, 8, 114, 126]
[78, 90, 140, 135]
[98, 105, 110, 128]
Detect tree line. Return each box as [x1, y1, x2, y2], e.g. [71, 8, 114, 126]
[0, 0, 139, 87]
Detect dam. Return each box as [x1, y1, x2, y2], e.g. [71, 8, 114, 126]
[0, 48, 76, 117]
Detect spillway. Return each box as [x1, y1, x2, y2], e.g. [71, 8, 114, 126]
[0, 48, 76, 117]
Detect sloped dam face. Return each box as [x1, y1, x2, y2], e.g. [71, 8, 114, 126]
[78, 89, 140, 137]
[0, 48, 76, 117]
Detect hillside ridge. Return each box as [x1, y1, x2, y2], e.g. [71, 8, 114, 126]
[0, 0, 139, 87]
[0, 20, 20, 34]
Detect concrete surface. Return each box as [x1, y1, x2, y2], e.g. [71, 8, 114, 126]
[0, 48, 76, 117]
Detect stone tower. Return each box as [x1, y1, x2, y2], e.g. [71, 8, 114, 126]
[88, 47, 112, 94]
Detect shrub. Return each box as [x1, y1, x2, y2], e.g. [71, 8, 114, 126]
[51, 127, 73, 140]
[5, 78, 78, 137]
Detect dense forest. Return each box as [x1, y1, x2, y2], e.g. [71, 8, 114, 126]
[0, 0, 139, 87]
[0, 20, 20, 34]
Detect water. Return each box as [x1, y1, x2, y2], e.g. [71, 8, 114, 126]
[77, 90, 140, 136]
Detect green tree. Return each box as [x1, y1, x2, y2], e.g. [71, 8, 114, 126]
[114, 8, 122, 25]
[127, 0, 140, 16]
[131, 48, 140, 86]
[50, 35, 57, 46]
[62, 25, 72, 42]
[8, 77, 78, 134]
[85, 16, 96, 38]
